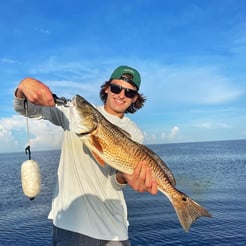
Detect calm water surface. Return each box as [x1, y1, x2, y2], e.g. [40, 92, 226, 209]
[0, 140, 245, 245]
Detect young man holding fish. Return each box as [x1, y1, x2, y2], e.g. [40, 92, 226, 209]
[14, 66, 158, 246]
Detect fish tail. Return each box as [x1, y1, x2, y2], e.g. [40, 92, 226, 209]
[172, 194, 212, 232]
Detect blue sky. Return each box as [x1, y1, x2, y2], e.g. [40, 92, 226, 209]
[0, 0, 246, 153]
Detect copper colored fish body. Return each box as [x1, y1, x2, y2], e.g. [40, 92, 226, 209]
[72, 95, 211, 231]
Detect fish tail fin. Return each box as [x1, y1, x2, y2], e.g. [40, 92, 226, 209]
[172, 194, 212, 232]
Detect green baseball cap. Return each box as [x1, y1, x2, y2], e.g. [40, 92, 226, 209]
[110, 65, 141, 89]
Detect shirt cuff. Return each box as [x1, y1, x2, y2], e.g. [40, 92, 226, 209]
[110, 172, 127, 191]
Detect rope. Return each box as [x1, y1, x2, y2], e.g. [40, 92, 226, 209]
[24, 99, 31, 160]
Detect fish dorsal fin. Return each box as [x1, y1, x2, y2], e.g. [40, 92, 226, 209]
[113, 124, 131, 138]
[135, 142, 176, 186]
[90, 135, 105, 166]
[119, 128, 131, 138]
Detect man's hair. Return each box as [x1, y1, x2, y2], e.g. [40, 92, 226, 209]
[99, 75, 146, 114]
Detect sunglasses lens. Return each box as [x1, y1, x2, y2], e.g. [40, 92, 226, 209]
[110, 84, 137, 98]
[125, 89, 137, 98]
[110, 84, 122, 94]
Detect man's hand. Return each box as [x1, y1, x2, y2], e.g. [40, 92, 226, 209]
[116, 161, 158, 194]
[16, 77, 55, 106]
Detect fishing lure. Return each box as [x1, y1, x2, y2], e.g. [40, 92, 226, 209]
[21, 159, 41, 200]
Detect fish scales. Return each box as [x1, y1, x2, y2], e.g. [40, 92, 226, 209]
[92, 122, 145, 172]
[93, 116, 174, 183]
[97, 126, 165, 178]
[72, 95, 211, 232]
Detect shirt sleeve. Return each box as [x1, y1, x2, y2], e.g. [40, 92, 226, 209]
[13, 93, 70, 130]
[110, 171, 127, 190]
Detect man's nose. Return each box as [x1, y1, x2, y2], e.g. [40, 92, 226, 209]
[118, 89, 125, 98]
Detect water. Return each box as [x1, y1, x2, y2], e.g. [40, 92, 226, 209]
[0, 140, 245, 245]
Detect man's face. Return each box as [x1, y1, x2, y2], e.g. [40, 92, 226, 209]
[104, 79, 138, 118]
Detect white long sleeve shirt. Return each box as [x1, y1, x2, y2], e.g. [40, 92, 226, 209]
[14, 96, 143, 241]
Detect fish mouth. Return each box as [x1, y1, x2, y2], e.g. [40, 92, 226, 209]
[70, 95, 98, 134]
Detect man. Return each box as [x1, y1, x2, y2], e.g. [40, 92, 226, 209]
[14, 65, 158, 245]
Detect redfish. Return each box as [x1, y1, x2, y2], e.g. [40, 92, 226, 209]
[71, 95, 211, 231]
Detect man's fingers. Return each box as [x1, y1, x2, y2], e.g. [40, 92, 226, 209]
[18, 78, 55, 106]
[144, 166, 152, 188]
[125, 160, 158, 194]
[149, 180, 158, 194]
[133, 161, 141, 177]
[139, 161, 147, 180]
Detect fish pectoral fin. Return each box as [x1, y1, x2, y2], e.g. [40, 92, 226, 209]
[90, 135, 103, 151]
[92, 151, 106, 166]
[89, 135, 105, 166]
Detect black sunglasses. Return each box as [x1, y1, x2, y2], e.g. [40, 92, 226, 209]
[109, 83, 138, 98]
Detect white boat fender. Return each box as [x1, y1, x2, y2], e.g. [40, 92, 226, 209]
[21, 160, 41, 200]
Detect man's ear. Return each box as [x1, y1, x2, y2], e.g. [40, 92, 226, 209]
[132, 94, 139, 103]
[104, 85, 110, 94]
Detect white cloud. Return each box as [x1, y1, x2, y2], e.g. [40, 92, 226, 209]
[143, 131, 157, 144]
[141, 64, 243, 105]
[46, 80, 100, 101]
[152, 133, 156, 140]
[28, 57, 99, 80]
[161, 132, 166, 139]
[40, 28, 51, 35]
[1, 58, 18, 64]
[193, 121, 231, 129]
[0, 117, 22, 152]
[161, 126, 180, 141]
[145, 126, 180, 144]
[27, 119, 63, 150]
[0, 115, 63, 153]
[0, 125, 19, 150]
[25, 57, 107, 102]
[23, 58, 244, 107]
[169, 126, 180, 138]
